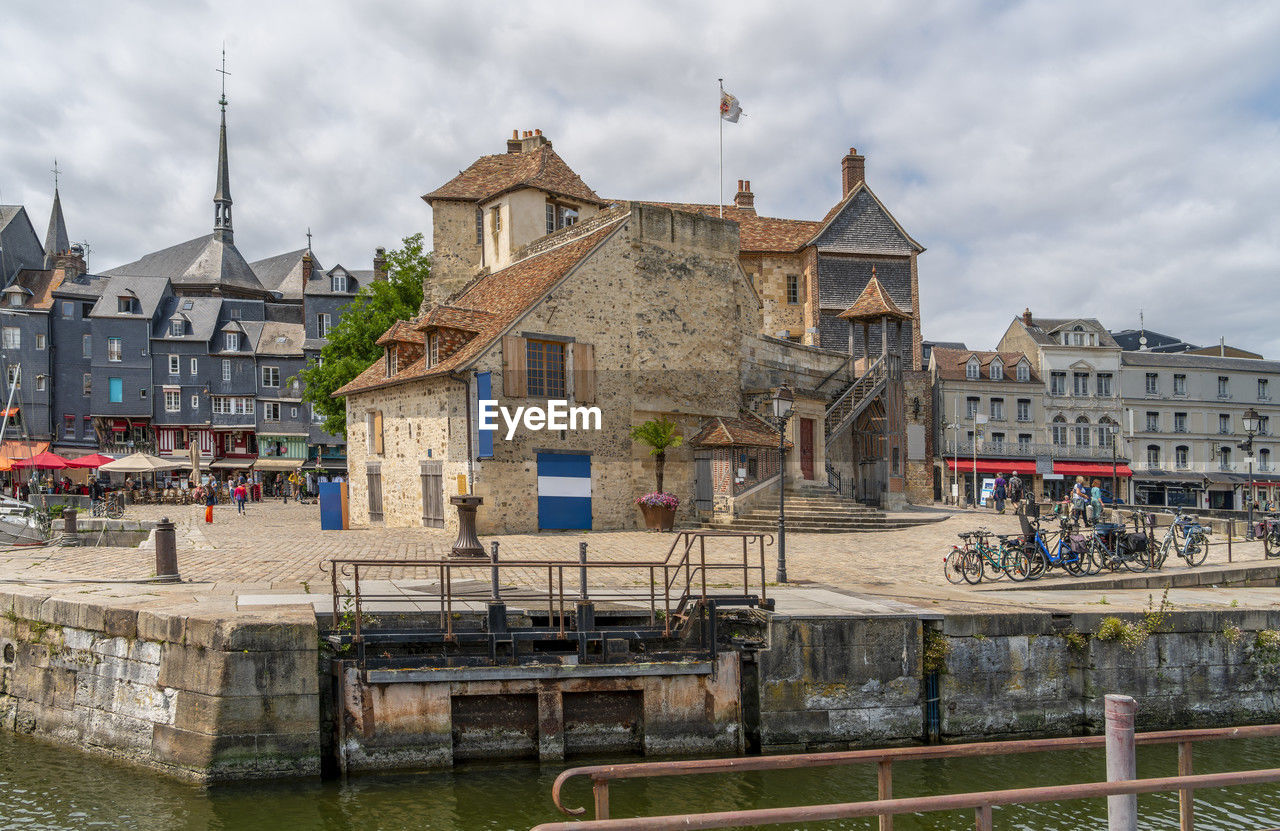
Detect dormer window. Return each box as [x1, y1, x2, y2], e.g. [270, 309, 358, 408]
[1016, 361, 1030, 382]
[117, 295, 137, 314]
[224, 332, 240, 351]
[182, 300, 194, 310]
[388, 348, 399, 376]
[965, 358, 980, 380]
[331, 272, 348, 293]
[989, 362, 1003, 381]
[426, 333, 439, 368]
[8, 293, 21, 308]
[546, 202, 579, 235]
[170, 319, 185, 337]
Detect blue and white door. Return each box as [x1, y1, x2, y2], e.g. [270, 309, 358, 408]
[537, 453, 592, 530]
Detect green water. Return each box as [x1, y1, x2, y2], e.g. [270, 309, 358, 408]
[2, 731, 1279, 830]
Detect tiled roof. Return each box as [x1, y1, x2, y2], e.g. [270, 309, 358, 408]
[689, 413, 791, 448]
[12, 268, 62, 309]
[425, 145, 605, 206]
[257, 321, 307, 356]
[931, 348, 1040, 383]
[336, 214, 627, 396]
[414, 305, 496, 333]
[837, 274, 911, 321]
[632, 201, 819, 253]
[375, 320, 421, 347]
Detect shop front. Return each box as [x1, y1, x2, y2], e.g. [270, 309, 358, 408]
[943, 459, 1036, 506]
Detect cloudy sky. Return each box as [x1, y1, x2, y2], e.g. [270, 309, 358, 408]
[2, 1, 1278, 353]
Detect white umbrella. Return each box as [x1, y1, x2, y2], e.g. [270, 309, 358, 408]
[98, 451, 184, 474]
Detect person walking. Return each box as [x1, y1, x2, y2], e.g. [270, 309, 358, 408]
[993, 472, 1007, 514]
[288, 468, 302, 503]
[1071, 476, 1089, 525]
[204, 483, 216, 524]
[1090, 478, 1104, 525]
[233, 482, 248, 515]
[1008, 472, 1024, 514]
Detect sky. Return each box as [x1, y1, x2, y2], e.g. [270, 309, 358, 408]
[2, 1, 1278, 354]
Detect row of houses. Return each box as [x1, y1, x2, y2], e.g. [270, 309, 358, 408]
[0, 96, 354, 476]
[930, 314, 1280, 510]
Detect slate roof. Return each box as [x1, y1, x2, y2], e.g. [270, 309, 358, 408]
[1020, 316, 1120, 348]
[689, 412, 791, 448]
[810, 185, 923, 255]
[51, 271, 111, 300]
[1110, 328, 1197, 353]
[304, 264, 360, 297]
[152, 296, 222, 342]
[425, 144, 606, 206]
[256, 321, 306, 356]
[817, 257, 913, 313]
[250, 249, 321, 300]
[337, 214, 627, 396]
[931, 348, 1041, 383]
[837, 274, 911, 321]
[0, 206, 46, 282]
[632, 202, 819, 253]
[1120, 351, 1280, 374]
[90, 275, 170, 319]
[105, 234, 269, 297]
[215, 318, 265, 355]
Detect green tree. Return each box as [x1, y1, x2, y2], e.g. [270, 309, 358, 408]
[300, 233, 428, 436]
[630, 417, 683, 494]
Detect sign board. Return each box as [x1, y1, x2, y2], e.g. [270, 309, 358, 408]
[1043, 473, 1065, 481]
[979, 477, 995, 506]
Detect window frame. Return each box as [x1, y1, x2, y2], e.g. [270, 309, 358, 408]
[785, 274, 800, 305]
[107, 337, 123, 362]
[82, 334, 92, 358]
[525, 338, 567, 398]
[222, 359, 231, 382]
[164, 390, 181, 413]
[261, 366, 280, 388]
[168, 354, 180, 375]
[1, 327, 20, 350]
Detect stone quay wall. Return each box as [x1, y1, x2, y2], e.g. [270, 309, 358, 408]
[0, 589, 319, 782]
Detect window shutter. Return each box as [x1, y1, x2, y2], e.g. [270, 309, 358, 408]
[573, 342, 595, 403]
[502, 335, 527, 397]
[373, 410, 384, 455]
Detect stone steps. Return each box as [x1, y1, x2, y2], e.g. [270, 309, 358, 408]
[705, 484, 942, 533]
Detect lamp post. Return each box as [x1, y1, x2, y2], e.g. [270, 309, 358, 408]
[1108, 422, 1119, 507]
[773, 384, 794, 583]
[1242, 407, 1261, 539]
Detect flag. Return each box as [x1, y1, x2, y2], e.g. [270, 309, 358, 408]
[720, 90, 743, 123]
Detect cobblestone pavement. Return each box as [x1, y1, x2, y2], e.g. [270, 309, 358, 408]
[0, 500, 1273, 610]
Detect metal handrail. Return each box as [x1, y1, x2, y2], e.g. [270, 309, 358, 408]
[550, 723, 1280, 826]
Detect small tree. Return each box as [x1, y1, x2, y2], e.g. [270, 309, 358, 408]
[631, 417, 683, 494]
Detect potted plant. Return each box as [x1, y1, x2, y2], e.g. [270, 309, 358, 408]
[631, 417, 683, 531]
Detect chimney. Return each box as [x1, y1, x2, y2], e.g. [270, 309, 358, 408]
[841, 147, 865, 197]
[507, 128, 522, 153]
[53, 245, 87, 278]
[373, 247, 388, 281]
[518, 128, 551, 154]
[302, 250, 314, 282]
[1022, 308, 1033, 328]
[733, 179, 755, 213]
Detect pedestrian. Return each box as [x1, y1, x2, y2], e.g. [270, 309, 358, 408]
[1008, 472, 1024, 514]
[1090, 478, 1105, 525]
[204, 483, 216, 524]
[288, 469, 302, 502]
[233, 481, 248, 515]
[1071, 476, 1089, 525]
[993, 472, 1007, 514]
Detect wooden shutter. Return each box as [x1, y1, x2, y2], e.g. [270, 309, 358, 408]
[573, 342, 596, 403]
[372, 410, 384, 455]
[502, 335, 527, 397]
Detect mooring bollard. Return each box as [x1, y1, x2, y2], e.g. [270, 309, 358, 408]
[154, 516, 180, 583]
[1227, 518, 1233, 563]
[1105, 694, 1138, 831]
[490, 540, 501, 601]
[579, 541, 589, 600]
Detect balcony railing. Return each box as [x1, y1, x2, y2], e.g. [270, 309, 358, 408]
[1135, 460, 1274, 475]
[942, 440, 1127, 461]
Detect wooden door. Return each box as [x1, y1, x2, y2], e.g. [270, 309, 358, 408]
[799, 418, 815, 480]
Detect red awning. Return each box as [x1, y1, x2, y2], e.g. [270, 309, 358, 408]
[945, 459, 1037, 475]
[1053, 461, 1134, 478]
[111, 419, 129, 432]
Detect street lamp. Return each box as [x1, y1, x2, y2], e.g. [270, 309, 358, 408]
[773, 384, 794, 583]
[1242, 407, 1261, 539]
[1107, 422, 1119, 507]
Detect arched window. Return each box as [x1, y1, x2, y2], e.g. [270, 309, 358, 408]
[1074, 415, 1091, 447]
[1098, 417, 1116, 448]
[1175, 445, 1189, 469]
[1147, 445, 1161, 467]
[1051, 415, 1067, 446]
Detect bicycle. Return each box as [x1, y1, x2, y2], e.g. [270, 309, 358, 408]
[1259, 514, 1280, 559]
[1087, 521, 1149, 573]
[1015, 516, 1094, 578]
[1153, 507, 1210, 568]
[91, 494, 125, 520]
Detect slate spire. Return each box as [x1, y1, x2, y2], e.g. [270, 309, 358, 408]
[213, 50, 233, 244]
[43, 172, 70, 269]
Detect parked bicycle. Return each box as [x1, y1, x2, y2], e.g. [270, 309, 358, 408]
[91, 494, 125, 520]
[1258, 514, 1280, 559]
[1152, 506, 1210, 568]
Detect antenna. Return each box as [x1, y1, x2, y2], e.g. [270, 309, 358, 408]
[217, 44, 230, 110]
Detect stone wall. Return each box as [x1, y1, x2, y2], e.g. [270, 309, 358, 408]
[741, 252, 807, 341]
[427, 201, 481, 308]
[0, 589, 319, 781]
[903, 369, 934, 503]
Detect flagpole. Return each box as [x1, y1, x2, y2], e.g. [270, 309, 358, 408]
[718, 78, 724, 218]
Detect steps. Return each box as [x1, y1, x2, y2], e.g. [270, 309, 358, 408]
[704, 485, 943, 533]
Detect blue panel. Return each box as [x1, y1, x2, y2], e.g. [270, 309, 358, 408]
[108, 377, 123, 403]
[476, 371, 493, 458]
[537, 453, 591, 529]
[319, 482, 346, 530]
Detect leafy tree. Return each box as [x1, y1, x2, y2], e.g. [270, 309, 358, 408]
[300, 234, 427, 436]
[630, 417, 683, 494]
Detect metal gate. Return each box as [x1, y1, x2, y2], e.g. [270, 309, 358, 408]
[694, 451, 713, 512]
[537, 452, 592, 530]
[420, 460, 443, 528]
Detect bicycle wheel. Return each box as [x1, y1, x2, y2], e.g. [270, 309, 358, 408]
[1183, 532, 1209, 567]
[1266, 530, 1280, 559]
[107, 502, 124, 520]
[1086, 537, 1113, 573]
[981, 549, 1006, 582]
[961, 550, 984, 585]
[1002, 547, 1031, 582]
[1122, 547, 1150, 573]
[944, 548, 967, 584]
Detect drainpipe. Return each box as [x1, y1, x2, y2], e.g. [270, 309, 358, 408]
[449, 371, 475, 490]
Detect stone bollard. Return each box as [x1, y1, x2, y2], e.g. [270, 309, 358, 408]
[1105, 694, 1138, 831]
[58, 508, 79, 547]
[154, 516, 180, 583]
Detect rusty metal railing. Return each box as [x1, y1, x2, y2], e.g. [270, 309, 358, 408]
[321, 529, 772, 670]
[546, 722, 1280, 830]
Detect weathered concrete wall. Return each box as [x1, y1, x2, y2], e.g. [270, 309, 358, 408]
[337, 655, 742, 772]
[0, 589, 320, 781]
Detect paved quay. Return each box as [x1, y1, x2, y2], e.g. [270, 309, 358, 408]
[0, 500, 1277, 615]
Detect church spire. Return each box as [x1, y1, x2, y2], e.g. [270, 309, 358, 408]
[213, 48, 233, 244]
[43, 159, 70, 269]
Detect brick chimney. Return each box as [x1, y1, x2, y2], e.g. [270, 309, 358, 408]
[373, 247, 388, 281]
[733, 179, 755, 213]
[507, 128, 550, 154]
[52, 244, 87, 278]
[302, 250, 314, 282]
[841, 147, 865, 197]
[1023, 308, 1033, 328]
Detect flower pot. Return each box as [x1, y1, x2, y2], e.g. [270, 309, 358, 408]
[639, 502, 676, 531]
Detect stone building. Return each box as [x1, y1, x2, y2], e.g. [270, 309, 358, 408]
[340, 131, 935, 531]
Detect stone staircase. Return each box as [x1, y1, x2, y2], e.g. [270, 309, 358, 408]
[705, 483, 946, 533]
